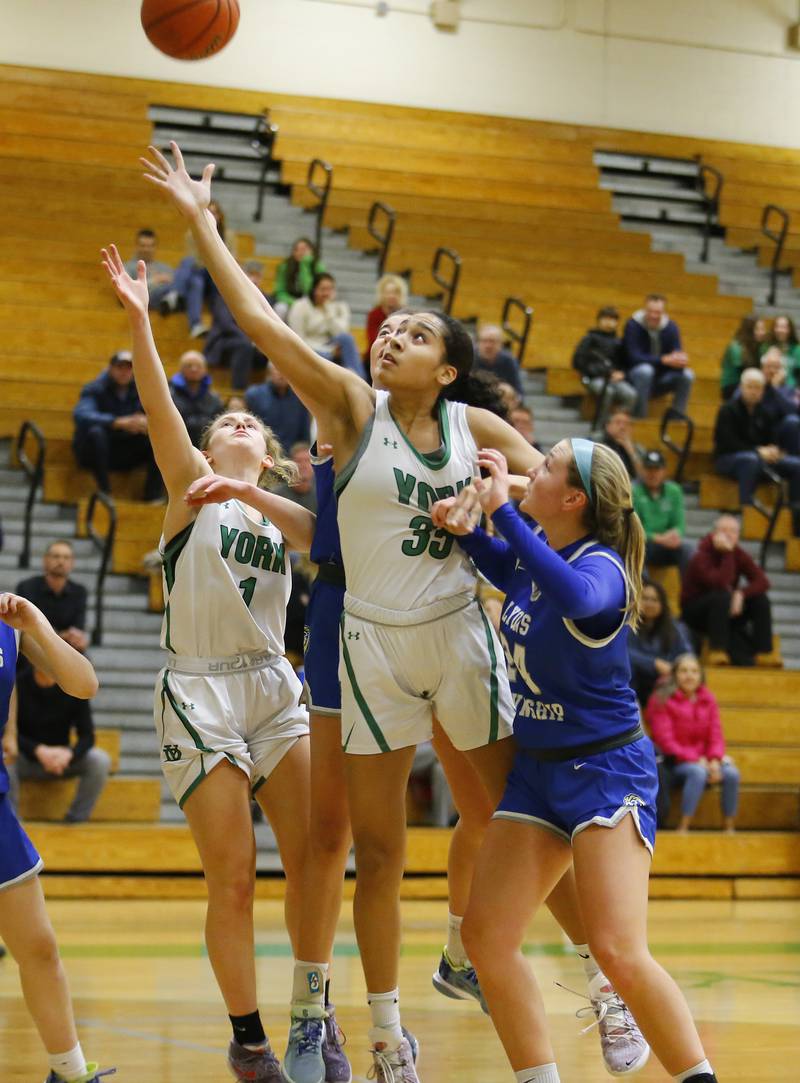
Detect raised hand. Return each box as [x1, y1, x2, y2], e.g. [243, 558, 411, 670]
[101, 243, 149, 315]
[431, 483, 484, 535]
[185, 473, 247, 507]
[476, 448, 511, 516]
[0, 593, 44, 634]
[141, 141, 215, 222]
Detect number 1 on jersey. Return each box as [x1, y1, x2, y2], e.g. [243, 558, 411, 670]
[238, 576, 256, 608]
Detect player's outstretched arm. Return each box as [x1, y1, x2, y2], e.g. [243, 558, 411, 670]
[1, 594, 98, 699]
[140, 143, 373, 431]
[185, 474, 316, 552]
[101, 244, 207, 501]
[466, 407, 544, 476]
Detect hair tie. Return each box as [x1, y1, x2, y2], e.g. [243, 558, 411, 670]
[571, 437, 595, 499]
[624, 506, 635, 517]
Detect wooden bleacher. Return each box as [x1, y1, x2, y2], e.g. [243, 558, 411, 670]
[2, 64, 800, 896]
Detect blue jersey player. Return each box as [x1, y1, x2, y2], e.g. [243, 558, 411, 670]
[0, 592, 113, 1083]
[434, 441, 718, 1083]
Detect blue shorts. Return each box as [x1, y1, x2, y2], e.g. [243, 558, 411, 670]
[495, 737, 659, 855]
[303, 579, 345, 715]
[0, 792, 43, 891]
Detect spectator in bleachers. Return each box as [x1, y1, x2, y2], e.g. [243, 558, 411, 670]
[633, 449, 692, 575]
[169, 350, 224, 447]
[714, 367, 800, 535]
[123, 228, 174, 310]
[288, 272, 364, 375]
[572, 305, 637, 422]
[646, 654, 739, 833]
[159, 200, 227, 337]
[225, 393, 247, 413]
[6, 664, 110, 824]
[622, 293, 694, 418]
[472, 324, 523, 395]
[597, 406, 644, 481]
[757, 347, 800, 453]
[364, 274, 409, 362]
[272, 237, 325, 321]
[275, 442, 317, 514]
[769, 314, 800, 386]
[681, 513, 773, 666]
[496, 380, 522, 414]
[720, 315, 767, 399]
[72, 351, 164, 502]
[628, 577, 693, 706]
[204, 261, 268, 390]
[245, 362, 311, 454]
[16, 541, 88, 654]
[509, 404, 542, 452]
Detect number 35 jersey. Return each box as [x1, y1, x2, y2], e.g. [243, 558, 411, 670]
[159, 500, 291, 658]
[336, 390, 477, 615]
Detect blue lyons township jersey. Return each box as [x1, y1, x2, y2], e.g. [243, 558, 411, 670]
[0, 623, 18, 793]
[310, 446, 342, 567]
[458, 504, 640, 750]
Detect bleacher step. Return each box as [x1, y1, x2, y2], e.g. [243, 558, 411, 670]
[19, 776, 161, 822]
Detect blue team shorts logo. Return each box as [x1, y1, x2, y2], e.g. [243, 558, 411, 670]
[307, 970, 321, 995]
[623, 793, 646, 807]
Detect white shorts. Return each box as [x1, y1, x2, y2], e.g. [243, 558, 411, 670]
[339, 598, 514, 755]
[155, 652, 309, 807]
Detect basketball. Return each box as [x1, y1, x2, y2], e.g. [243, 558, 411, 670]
[141, 0, 240, 61]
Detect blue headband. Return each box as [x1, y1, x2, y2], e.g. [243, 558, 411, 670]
[571, 438, 595, 499]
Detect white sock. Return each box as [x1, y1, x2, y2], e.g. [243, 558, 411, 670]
[367, 988, 403, 1049]
[515, 1064, 560, 1083]
[446, 912, 469, 967]
[291, 960, 328, 1017]
[48, 1045, 87, 1082]
[572, 942, 601, 982]
[675, 1059, 714, 1081]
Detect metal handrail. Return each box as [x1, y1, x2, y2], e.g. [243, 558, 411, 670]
[85, 491, 117, 647]
[15, 420, 46, 569]
[252, 113, 278, 223]
[697, 163, 723, 263]
[751, 464, 785, 569]
[306, 158, 333, 259]
[501, 296, 533, 364]
[367, 201, 396, 277]
[761, 204, 792, 306]
[431, 247, 461, 315]
[659, 406, 694, 485]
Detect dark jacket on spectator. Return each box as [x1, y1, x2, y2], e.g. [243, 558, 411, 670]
[622, 310, 682, 375]
[245, 383, 311, 454]
[572, 328, 622, 380]
[732, 383, 799, 428]
[473, 349, 523, 395]
[681, 533, 770, 608]
[73, 371, 145, 432]
[713, 397, 774, 456]
[169, 372, 224, 445]
[628, 618, 693, 704]
[597, 433, 642, 481]
[16, 575, 87, 634]
[16, 665, 95, 764]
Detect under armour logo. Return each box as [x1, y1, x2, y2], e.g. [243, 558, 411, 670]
[163, 745, 182, 762]
[181, 701, 196, 711]
[347, 631, 360, 641]
[384, 437, 398, 449]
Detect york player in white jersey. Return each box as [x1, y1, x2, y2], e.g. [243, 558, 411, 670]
[143, 143, 646, 1083]
[102, 245, 312, 1083]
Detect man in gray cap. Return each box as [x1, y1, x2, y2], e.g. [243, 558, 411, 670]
[632, 449, 692, 574]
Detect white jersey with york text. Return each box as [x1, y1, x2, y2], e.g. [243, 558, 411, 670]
[159, 500, 291, 657]
[335, 390, 478, 615]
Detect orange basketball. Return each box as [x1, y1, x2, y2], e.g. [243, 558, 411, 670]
[141, 0, 240, 61]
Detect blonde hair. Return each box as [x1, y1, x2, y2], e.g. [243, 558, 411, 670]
[566, 441, 645, 628]
[376, 273, 408, 306]
[654, 652, 704, 703]
[201, 412, 298, 489]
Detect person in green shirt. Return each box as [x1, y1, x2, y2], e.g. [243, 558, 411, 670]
[271, 237, 325, 320]
[719, 315, 767, 398]
[769, 314, 800, 388]
[633, 449, 693, 574]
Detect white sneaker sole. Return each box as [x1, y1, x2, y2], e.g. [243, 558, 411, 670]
[431, 970, 473, 1003]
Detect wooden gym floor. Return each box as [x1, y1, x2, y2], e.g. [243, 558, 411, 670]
[0, 897, 796, 1081]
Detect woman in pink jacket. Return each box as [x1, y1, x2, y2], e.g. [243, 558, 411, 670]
[646, 654, 739, 833]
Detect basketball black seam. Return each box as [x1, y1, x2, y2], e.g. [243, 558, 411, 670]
[181, 0, 222, 53]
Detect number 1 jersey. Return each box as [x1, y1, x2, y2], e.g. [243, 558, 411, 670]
[336, 390, 478, 614]
[159, 501, 291, 658]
